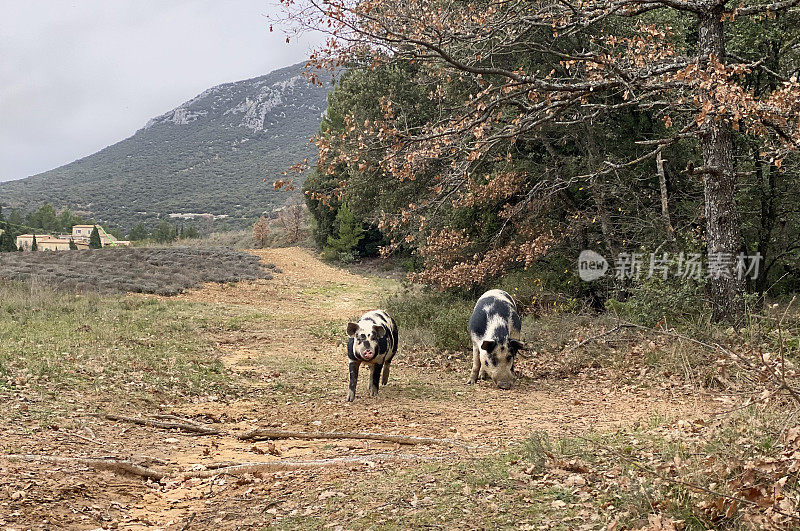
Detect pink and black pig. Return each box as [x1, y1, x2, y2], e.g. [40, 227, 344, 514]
[467, 289, 524, 390]
[346, 310, 399, 401]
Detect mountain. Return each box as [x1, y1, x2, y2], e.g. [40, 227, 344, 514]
[0, 62, 330, 232]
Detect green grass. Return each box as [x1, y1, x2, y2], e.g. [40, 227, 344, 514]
[224, 311, 275, 331]
[307, 320, 344, 341]
[0, 280, 229, 421]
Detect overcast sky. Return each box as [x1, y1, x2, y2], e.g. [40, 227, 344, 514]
[0, 0, 322, 182]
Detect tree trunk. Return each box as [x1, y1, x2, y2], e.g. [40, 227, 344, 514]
[582, 129, 617, 261]
[698, 5, 745, 323]
[755, 154, 776, 298]
[656, 151, 675, 242]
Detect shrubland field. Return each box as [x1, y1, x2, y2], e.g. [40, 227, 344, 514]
[1, 247, 799, 529]
[0, 247, 269, 295]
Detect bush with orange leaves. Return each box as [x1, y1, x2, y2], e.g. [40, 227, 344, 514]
[252, 216, 270, 249]
[408, 229, 552, 289]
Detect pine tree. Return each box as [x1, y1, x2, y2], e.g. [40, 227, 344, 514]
[323, 203, 364, 262]
[0, 230, 16, 252]
[89, 226, 102, 249]
[152, 221, 175, 243]
[69, 238, 78, 250]
[0, 206, 14, 252]
[129, 223, 149, 241]
[31, 234, 38, 251]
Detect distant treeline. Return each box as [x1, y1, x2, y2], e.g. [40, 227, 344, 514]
[2, 203, 96, 236]
[129, 221, 199, 243]
[0, 204, 201, 252]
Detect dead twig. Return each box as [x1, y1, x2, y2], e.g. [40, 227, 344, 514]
[66, 431, 105, 446]
[239, 429, 469, 447]
[204, 461, 244, 470]
[179, 512, 196, 531]
[616, 320, 748, 366]
[182, 453, 443, 478]
[3, 454, 163, 482]
[97, 413, 220, 435]
[150, 414, 203, 427]
[563, 322, 638, 353]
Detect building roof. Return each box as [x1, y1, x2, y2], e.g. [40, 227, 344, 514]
[72, 225, 96, 229]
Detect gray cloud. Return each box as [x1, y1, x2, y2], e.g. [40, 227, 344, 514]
[0, 0, 322, 182]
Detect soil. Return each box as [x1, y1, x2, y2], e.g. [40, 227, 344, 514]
[0, 247, 720, 529]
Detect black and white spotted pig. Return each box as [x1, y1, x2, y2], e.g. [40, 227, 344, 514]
[467, 289, 524, 389]
[346, 310, 399, 402]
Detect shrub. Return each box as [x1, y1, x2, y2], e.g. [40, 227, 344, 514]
[605, 277, 707, 327]
[384, 288, 474, 351]
[253, 216, 270, 248]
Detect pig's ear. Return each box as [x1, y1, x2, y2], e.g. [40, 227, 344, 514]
[347, 322, 359, 337]
[481, 340, 496, 353]
[509, 340, 525, 353]
[372, 325, 386, 338]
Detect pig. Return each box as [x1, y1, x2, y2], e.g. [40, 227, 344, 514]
[467, 289, 524, 389]
[346, 310, 399, 401]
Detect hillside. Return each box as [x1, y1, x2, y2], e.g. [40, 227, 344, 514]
[0, 62, 330, 232]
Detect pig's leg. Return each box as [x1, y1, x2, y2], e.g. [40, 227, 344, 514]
[369, 363, 383, 397]
[381, 359, 391, 386]
[347, 360, 360, 402]
[467, 343, 481, 384]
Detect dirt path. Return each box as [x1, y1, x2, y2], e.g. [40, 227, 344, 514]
[0, 247, 719, 529]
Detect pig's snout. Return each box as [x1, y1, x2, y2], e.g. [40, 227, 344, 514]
[495, 379, 514, 390]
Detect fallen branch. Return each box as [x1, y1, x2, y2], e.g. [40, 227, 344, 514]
[3, 454, 163, 482]
[182, 453, 442, 477]
[97, 413, 220, 435]
[239, 429, 467, 447]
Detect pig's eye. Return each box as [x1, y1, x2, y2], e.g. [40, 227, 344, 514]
[359, 334, 366, 340]
[506, 355, 514, 362]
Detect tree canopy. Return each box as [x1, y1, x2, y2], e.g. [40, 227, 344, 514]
[291, 0, 800, 322]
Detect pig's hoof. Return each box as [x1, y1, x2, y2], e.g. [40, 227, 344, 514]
[369, 386, 379, 397]
[466, 376, 477, 384]
[346, 390, 355, 402]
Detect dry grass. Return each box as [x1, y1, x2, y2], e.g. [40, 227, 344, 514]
[0, 280, 230, 423]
